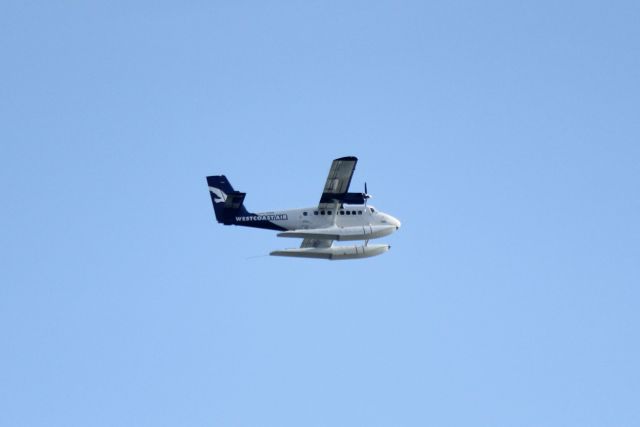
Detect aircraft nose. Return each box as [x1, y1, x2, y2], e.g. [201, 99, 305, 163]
[389, 215, 401, 229]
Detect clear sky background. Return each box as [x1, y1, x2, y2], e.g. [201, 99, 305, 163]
[1, 1, 639, 426]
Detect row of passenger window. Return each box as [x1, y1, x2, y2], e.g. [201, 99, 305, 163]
[303, 210, 363, 217]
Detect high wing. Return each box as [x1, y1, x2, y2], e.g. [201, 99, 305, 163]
[293, 156, 358, 250]
[318, 156, 358, 209]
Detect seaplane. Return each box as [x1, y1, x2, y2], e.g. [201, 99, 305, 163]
[206, 156, 401, 260]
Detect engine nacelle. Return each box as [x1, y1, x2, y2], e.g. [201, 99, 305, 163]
[341, 192, 367, 205]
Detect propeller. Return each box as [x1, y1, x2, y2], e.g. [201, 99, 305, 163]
[363, 182, 372, 208]
[363, 182, 373, 245]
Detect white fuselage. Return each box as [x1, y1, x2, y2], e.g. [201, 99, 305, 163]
[238, 204, 401, 238]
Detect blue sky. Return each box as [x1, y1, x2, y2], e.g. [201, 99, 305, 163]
[1, 1, 639, 426]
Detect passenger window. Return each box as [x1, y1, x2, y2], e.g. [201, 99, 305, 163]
[320, 210, 325, 215]
[352, 211, 356, 215]
[303, 212, 308, 216]
[346, 211, 351, 215]
[314, 211, 319, 215]
[327, 211, 332, 215]
[339, 210, 344, 215]
[358, 210, 362, 215]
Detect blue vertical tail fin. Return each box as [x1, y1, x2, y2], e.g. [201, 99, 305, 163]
[206, 175, 250, 225]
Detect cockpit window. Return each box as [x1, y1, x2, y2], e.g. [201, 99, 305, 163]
[369, 207, 375, 213]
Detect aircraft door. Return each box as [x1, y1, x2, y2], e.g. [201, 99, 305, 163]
[300, 212, 311, 230]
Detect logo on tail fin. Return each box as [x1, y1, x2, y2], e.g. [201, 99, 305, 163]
[209, 187, 227, 203]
